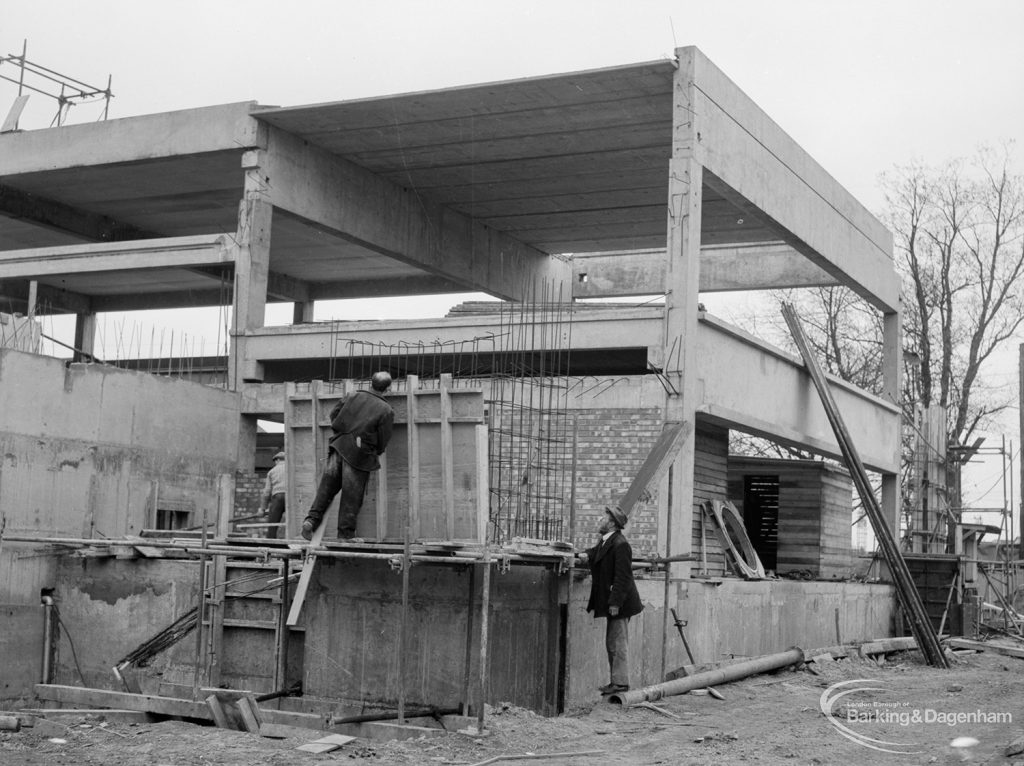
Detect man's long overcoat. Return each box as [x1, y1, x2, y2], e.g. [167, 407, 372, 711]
[585, 530, 643, 619]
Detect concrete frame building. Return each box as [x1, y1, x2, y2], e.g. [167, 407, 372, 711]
[0, 48, 902, 716]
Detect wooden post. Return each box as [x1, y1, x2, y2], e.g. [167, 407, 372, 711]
[407, 375, 421, 538]
[398, 527, 411, 724]
[660, 465, 674, 680]
[1019, 344, 1024, 560]
[192, 511, 208, 701]
[441, 374, 455, 540]
[477, 551, 491, 732]
[461, 564, 477, 716]
[273, 555, 291, 696]
[283, 383, 298, 540]
[568, 415, 578, 545]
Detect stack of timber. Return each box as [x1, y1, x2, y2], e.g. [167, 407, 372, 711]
[782, 303, 949, 668]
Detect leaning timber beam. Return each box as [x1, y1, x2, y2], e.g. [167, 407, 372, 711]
[781, 303, 948, 668]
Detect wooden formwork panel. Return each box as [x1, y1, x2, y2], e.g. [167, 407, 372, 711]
[284, 375, 487, 543]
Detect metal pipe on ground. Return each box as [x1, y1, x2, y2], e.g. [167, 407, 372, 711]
[609, 647, 805, 707]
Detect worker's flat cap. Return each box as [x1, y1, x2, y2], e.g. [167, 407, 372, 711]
[272, 451, 285, 461]
[605, 505, 628, 528]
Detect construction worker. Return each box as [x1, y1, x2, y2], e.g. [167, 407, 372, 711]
[578, 504, 643, 694]
[259, 451, 287, 539]
[301, 371, 395, 541]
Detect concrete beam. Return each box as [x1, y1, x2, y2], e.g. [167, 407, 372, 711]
[0, 102, 260, 176]
[682, 47, 898, 312]
[241, 308, 655, 363]
[0, 234, 235, 279]
[261, 125, 570, 302]
[696, 314, 900, 473]
[237, 307, 899, 471]
[0, 279, 91, 314]
[571, 244, 838, 298]
[309, 275, 468, 301]
[0, 183, 155, 242]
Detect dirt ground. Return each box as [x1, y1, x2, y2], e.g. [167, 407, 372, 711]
[3, 647, 1024, 766]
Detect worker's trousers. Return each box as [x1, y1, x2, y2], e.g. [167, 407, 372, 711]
[266, 493, 286, 539]
[606, 616, 630, 687]
[306, 450, 370, 538]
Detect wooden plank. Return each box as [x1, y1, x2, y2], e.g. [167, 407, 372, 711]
[617, 421, 688, 517]
[35, 685, 211, 720]
[947, 638, 1024, 659]
[260, 721, 325, 738]
[206, 694, 232, 729]
[441, 374, 455, 540]
[284, 383, 299, 540]
[286, 520, 326, 627]
[235, 696, 262, 733]
[476, 424, 488, 544]
[207, 555, 227, 686]
[406, 375, 420, 538]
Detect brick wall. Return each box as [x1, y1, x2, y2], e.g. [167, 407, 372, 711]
[234, 470, 265, 518]
[572, 414, 729, 564]
[571, 408, 663, 557]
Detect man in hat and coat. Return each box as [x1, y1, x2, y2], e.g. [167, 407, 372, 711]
[259, 451, 287, 539]
[579, 504, 643, 694]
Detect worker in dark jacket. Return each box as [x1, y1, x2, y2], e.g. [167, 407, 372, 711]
[579, 504, 643, 694]
[301, 371, 395, 541]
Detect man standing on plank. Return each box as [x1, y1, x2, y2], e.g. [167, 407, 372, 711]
[301, 371, 395, 541]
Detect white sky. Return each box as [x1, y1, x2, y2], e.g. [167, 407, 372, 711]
[4, 0, 1024, 517]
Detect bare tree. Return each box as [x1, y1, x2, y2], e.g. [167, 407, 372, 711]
[728, 146, 1024, 532]
[883, 145, 1024, 447]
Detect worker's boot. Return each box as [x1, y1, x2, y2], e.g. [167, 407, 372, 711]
[301, 518, 316, 541]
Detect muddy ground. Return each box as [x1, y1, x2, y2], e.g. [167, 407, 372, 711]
[3, 646, 1024, 765]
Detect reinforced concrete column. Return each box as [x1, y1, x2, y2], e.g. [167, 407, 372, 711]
[292, 301, 315, 324]
[881, 308, 902, 532]
[661, 48, 705, 577]
[229, 148, 272, 388]
[73, 311, 97, 362]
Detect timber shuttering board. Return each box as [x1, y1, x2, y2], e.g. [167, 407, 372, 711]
[729, 457, 855, 579]
[284, 375, 486, 542]
[693, 422, 729, 576]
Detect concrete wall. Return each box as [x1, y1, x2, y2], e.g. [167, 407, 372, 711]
[304, 558, 564, 714]
[48, 558, 199, 691]
[565, 576, 896, 708]
[0, 350, 240, 603]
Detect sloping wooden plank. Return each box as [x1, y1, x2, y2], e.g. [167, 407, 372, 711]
[286, 521, 326, 627]
[35, 685, 210, 720]
[616, 421, 688, 516]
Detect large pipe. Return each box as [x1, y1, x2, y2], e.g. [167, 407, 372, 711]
[609, 647, 805, 706]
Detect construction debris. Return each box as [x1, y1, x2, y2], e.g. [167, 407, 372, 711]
[295, 733, 356, 753]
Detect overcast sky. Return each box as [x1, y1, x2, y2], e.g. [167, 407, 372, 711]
[4, 0, 1023, 511]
